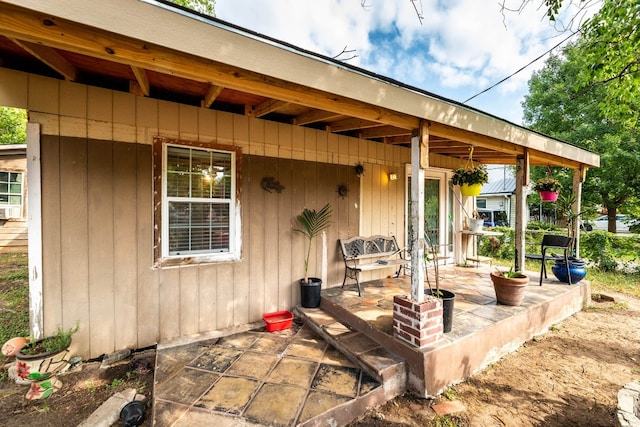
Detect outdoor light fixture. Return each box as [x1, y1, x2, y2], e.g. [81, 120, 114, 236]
[389, 173, 398, 181]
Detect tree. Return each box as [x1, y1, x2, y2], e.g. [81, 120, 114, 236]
[0, 107, 27, 145]
[167, 0, 216, 16]
[507, 0, 639, 125]
[522, 43, 640, 233]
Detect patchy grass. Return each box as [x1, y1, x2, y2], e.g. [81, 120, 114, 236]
[0, 252, 30, 363]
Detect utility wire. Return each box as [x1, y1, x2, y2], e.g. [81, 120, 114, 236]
[463, 29, 580, 103]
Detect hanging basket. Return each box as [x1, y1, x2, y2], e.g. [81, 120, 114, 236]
[539, 191, 559, 202]
[461, 183, 482, 197]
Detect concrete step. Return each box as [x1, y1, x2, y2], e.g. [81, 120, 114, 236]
[295, 306, 406, 402]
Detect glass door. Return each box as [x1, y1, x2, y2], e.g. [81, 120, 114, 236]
[406, 168, 451, 259]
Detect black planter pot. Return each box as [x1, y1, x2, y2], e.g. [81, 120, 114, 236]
[551, 258, 587, 284]
[425, 289, 455, 333]
[300, 278, 322, 308]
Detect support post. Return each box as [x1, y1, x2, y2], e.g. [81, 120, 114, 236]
[410, 122, 428, 303]
[26, 123, 44, 340]
[514, 153, 529, 272]
[572, 167, 586, 258]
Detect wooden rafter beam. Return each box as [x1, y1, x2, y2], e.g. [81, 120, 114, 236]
[293, 109, 343, 126]
[250, 99, 288, 118]
[329, 118, 381, 132]
[359, 125, 410, 139]
[130, 65, 149, 96]
[0, 4, 419, 129]
[10, 38, 77, 80]
[201, 84, 223, 108]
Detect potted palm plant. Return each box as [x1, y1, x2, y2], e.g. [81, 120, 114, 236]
[293, 203, 332, 308]
[451, 163, 489, 197]
[533, 176, 562, 202]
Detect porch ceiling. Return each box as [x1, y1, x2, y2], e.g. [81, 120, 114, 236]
[0, 0, 599, 170]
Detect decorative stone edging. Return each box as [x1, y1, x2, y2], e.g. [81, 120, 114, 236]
[617, 381, 640, 427]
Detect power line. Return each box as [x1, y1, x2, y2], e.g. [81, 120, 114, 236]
[463, 29, 580, 104]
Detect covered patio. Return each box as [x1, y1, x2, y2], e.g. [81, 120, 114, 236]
[0, 0, 600, 405]
[153, 265, 589, 425]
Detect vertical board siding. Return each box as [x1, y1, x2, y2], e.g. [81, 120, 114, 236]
[21, 73, 408, 358]
[40, 136, 62, 335]
[87, 140, 115, 356]
[58, 137, 90, 351]
[113, 142, 139, 350]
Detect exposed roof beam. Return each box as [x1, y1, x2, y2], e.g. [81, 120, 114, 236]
[130, 65, 149, 96]
[250, 99, 289, 118]
[329, 118, 381, 132]
[293, 109, 343, 126]
[10, 38, 77, 80]
[0, 4, 419, 130]
[201, 84, 223, 108]
[359, 125, 411, 139]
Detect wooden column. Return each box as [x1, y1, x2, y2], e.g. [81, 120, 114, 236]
[410, 121, 428, 302]
[26, 123, 44, 340]
[514, 153, 529, 272]
[572, 167, 586, 258]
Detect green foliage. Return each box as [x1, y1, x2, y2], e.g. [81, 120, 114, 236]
[167, 0, 216, 16]
[522, 41, 640, 217]
[580, 231, 618, 271]
[451, 164, 488, 186]
[0, 107, 27, 144]
[293, 203, 332, 283]
[525, 221, 562, 231]
[0, 253, 29, 352]
[496, 266, 524, 279]
[20, 324, 79, 356]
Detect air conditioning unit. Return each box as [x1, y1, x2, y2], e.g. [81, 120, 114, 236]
[0, 206, 19, 219]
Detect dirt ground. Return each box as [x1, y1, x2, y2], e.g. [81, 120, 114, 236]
[0, 292, 638, 427]
[350, 291, 640, 427]
[0, 351, 155, 427]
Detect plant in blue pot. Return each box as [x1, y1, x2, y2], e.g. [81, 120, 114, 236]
[551, 257, 587, 284]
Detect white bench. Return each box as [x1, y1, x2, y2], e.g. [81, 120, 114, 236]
[338, 235, 406, 296]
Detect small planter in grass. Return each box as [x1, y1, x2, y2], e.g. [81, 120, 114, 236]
[14, 324, 78, 400]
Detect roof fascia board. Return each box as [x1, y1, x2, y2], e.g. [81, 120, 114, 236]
[1, 0, 599, 168]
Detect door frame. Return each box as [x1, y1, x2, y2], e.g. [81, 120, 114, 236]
[405, 164, 453, 260]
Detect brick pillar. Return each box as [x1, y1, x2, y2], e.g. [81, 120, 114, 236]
[393, 294, 443, 348]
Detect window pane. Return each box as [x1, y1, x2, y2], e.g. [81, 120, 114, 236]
[9, 184, 21, 194]
[0, 195, 7, 204]
[0, 172, 7, 182]
[168, 201, 230, 255]
[166, 147, 192, 197]
[211, 152, 232, 199]
[9, 195, 21, 204]
[0, 183, 7, 193]
[9, 173, 21, 183]
[167, 172, 190, 198]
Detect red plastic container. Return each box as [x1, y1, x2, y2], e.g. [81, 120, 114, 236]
[262, 310, 294, 332]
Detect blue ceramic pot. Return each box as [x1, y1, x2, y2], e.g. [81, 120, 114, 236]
[551, 258, 587, 284]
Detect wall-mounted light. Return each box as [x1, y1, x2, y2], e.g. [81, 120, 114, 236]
[389, 173, 398, 181]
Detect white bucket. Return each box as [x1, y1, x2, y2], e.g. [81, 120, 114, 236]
[469, 218, 484, 232]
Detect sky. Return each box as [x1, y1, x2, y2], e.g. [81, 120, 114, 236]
[213, 0, 599, 125]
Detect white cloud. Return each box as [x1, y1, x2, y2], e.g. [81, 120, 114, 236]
[214, 0, 599, 124]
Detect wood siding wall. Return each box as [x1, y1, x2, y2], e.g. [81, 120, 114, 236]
[0, 69, 410, 358]
[0, 220, 27, 253]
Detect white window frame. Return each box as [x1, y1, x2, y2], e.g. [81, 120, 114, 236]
[0, 170, 23, 218]
[161, 143, 238, 261]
